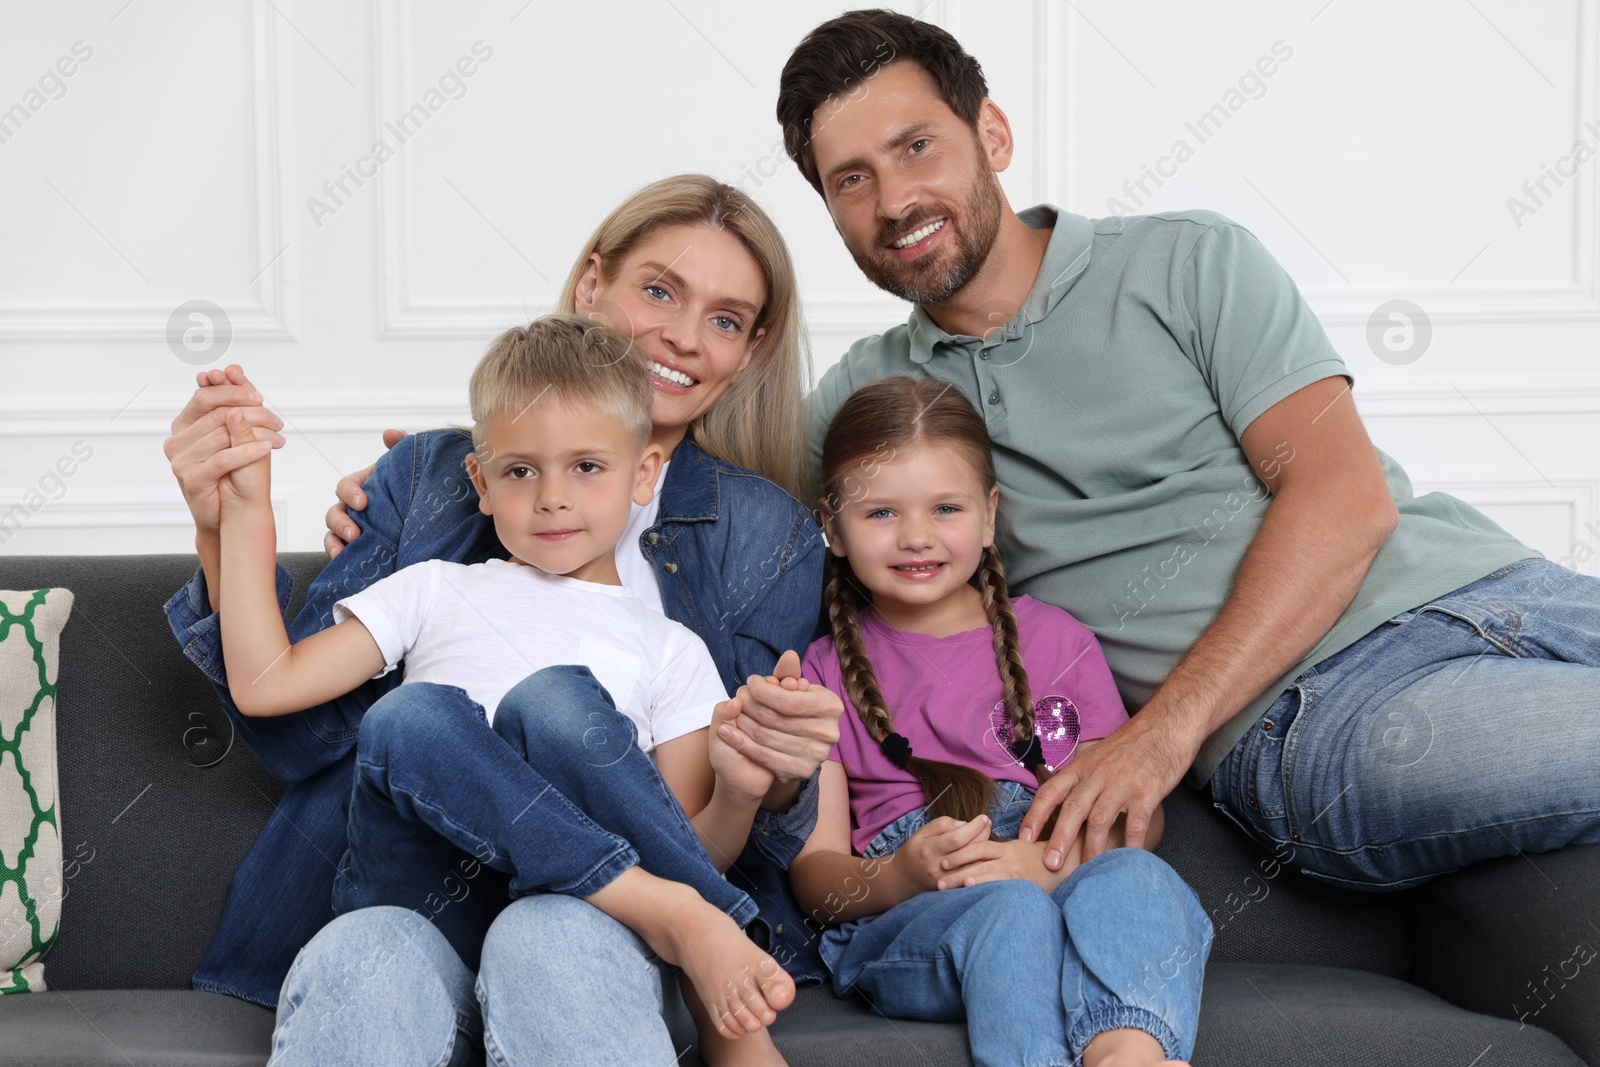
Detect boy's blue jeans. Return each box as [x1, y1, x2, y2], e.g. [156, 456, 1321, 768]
[820, 781, 1212, 1066]
[332, 665, 757, 972]
[1210, 557, 1600, 889]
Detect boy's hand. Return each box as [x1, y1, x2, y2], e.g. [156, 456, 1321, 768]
[937, 835, 1080, 893]
[894, 815, 992, 894]
[164, 364, 284, 534]
[219, 408, 274, 511]
[720, 651, 843, 783]
[707, 693, 776, 805]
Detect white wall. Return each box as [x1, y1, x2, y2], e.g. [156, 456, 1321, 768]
[2, 0, 1597, 574]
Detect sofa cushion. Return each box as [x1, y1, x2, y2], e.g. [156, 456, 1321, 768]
[0, 587, 72, 993]
[1154, 778, 1412, 977]
[763, 964, 1585, 1067]
[0, 989, 274, 1065]
[0, 556, 302, 991]
[1410, 841, 1600, 1066]
[1190, 963, 1585, 1066]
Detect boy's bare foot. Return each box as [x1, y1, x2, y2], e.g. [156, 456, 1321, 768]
[683, 974, 790, 1066]
[587, 869, 795, 1040]
[655, 885, 795, 1038]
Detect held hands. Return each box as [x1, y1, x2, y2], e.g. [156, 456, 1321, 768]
[1018, 712, 1193, 870]
[715, 650, 844, 784]
[163, 364, 284, 534]
[324, 429, 406, 559]
[219, 408, 274, 510]
[707, 693, 775, 805]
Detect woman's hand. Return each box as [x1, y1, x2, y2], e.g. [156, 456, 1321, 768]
[893, 815, 993, 895]
[163, 364, 284, 536]
[717, 651, 844, 785]
[324, 429, 406, 559]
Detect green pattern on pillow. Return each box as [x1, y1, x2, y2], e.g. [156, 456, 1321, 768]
[0, 588, 71, 994]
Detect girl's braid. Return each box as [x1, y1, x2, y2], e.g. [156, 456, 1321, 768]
[976, 545, 1040, 769]
[825, 555, 896, 746]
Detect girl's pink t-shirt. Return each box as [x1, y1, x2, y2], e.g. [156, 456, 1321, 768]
[802, 594, 1130, 855]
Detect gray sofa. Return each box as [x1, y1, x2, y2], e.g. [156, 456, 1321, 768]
[0, 551, 1595, 1066]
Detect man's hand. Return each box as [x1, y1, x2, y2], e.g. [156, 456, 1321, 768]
[324, 428, 406, 559]
[938, 835, 1078, 893]
[717, 650, 844, 786]
[1019, 712, 1194, 869]
[706, 693, 776, 805]
[893, 815, 992, 895]
[163, 364, 284, 535]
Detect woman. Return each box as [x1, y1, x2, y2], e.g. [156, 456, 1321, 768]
[163, 175, 839, 1066]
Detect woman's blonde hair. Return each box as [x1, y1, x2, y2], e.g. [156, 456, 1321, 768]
[555, 174, 812, 501]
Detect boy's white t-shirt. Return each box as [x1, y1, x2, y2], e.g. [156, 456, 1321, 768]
[332, 556, 724, 751]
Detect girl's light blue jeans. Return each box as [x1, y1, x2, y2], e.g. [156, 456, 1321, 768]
[1210, 557, 1600, 889]
[819, 781, 1212, 1066]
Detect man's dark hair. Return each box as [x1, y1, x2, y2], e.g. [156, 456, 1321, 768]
[777, 9, 988, 197]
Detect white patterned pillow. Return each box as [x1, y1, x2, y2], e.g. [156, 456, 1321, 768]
[0, 588, 72, 994]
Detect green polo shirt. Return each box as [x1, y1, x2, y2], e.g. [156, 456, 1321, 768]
[809, 205, 1538, 789]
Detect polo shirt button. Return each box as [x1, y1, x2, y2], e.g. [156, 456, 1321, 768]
[664, 562, 678, 574]
[979, 351, 991, 361]
[987, 390, 999, 405]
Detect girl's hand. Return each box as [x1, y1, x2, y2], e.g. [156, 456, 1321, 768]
[894, 815, 992, 895]
[219, 408, 274, 512]
[938, 836, 1081, 893]
[707, 693, 776, 805]
[163, 365, 285, 534]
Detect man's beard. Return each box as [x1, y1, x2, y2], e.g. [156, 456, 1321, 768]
[848, 161, 1004, 307]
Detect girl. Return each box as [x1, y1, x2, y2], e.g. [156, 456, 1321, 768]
[792, 377, 1212, 1067]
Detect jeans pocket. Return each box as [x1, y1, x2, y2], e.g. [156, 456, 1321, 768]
[1235, 685, 1300, 821]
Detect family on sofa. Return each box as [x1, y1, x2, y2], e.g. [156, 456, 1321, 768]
[158, 10, 1600, 1067]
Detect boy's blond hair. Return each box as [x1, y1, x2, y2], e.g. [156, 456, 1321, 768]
[468, 314, 653, 451]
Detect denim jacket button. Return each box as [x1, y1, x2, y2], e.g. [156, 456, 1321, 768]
[664, 562, 678, 574]
[775, 923, 785, 937]
[646, 531, 660, 545]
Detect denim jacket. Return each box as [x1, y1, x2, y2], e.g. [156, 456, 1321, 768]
[166, 430, 829, 1006]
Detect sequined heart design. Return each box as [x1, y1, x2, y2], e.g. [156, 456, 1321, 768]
[990, 694, 1080, 773]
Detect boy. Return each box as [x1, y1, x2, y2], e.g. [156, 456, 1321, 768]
[214, 314, 794, 1040]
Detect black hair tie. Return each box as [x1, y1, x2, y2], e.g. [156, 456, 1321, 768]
[1016, 733, 1046, 772]
[880, 731, 914, 769]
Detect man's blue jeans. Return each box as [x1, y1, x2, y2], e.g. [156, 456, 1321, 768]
[334, 666, 757, 972]
[820, 781, 1212, 1066]
[1211, 557, 1600, 889]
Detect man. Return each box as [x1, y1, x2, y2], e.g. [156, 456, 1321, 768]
[780, 9, 1600, 890]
